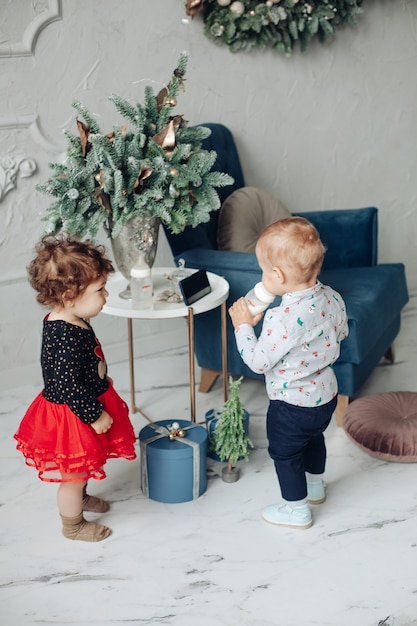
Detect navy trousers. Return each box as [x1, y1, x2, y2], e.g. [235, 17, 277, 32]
[266, 396, 337, 502]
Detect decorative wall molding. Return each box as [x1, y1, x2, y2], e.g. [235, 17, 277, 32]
[0, 113, 64, 202]
[0, 155, 37, 202]
[0, 0, 62, 58]
[0, 114, 65, 156]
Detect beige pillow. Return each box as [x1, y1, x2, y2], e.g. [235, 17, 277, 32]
[217, 186, 291, 253]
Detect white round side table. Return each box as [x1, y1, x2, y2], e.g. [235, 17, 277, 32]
[102, 268, 230, 422]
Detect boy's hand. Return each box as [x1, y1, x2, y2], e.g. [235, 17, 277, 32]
[91, 410, 113, 434]
[229, 297, 264, 329]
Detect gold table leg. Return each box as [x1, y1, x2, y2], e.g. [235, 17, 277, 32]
[221, 300, 228, 402]
[128, 314, 196, 423]
[127, 318, 152, 422]
[188, 300, 228, 421]
[188, 307, 196, 422]
[127, 298, 228, 424]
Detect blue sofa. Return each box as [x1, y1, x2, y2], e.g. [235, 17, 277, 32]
[163, 124, 409, 424]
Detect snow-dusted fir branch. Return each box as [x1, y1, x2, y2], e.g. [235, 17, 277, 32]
[37, 52, 234, 240]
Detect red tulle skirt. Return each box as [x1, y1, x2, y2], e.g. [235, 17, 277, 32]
[14, 384, 137, 482]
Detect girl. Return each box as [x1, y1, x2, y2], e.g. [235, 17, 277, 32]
[14, 235, 137, 542]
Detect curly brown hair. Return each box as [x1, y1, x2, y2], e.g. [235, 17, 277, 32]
[28, 234, 114, 307]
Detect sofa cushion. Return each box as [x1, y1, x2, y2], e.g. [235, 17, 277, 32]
[319, 263, 408, 364]
[217, 186, 291, 253]
[343, 392, 417, 462]
[297, 207, 378, 270]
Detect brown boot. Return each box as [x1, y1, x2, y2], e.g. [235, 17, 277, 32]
[82, 485, 110, 513]
[60, 513, 111, 542]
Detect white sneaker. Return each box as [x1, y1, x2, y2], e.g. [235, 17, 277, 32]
[261, 502, 313, 529]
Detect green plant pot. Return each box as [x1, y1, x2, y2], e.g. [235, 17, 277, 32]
[221, 466, 240, 483]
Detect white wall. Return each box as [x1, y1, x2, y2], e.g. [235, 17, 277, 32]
[0, 0, 416, 390]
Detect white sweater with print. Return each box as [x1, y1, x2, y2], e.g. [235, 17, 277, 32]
[234, 282, 349, 407]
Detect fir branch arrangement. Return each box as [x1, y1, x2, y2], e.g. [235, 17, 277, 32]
[37, 52, 234, 240]
[213, 376, 254, 473]
[186, 0, 364, 56]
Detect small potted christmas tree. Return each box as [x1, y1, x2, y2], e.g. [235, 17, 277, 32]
[211, 376, 253, 483]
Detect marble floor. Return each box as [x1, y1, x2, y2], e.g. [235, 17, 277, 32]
[2, 293, 417, 626]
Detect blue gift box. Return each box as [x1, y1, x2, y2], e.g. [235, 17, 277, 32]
[139, 419, 208, 503]
[205, 408, 250, 462]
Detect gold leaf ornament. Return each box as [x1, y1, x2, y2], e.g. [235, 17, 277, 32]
[156, 63, 186, 113]
[185, 0, 204, 17]
[95, 170, 105, 189]
[156, 89, 177, 111]
[152, 119, 176, 157]
[76, 118, 90, 157]
[156, 86, 169, 113]
[94, 188, 112, 214]
[133, 164, 153, 193]
[104, 127, 126, 143]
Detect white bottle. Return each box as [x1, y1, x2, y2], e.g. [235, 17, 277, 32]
[130, 254, 153, 310]
[245, 281, 275, 315]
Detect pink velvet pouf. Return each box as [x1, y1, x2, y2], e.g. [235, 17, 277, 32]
[343, 391, 417, 462]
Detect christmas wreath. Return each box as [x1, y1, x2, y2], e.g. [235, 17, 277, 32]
[185, 0, 364, 56]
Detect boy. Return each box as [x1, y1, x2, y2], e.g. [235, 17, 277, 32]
[229, 217, 348, 529]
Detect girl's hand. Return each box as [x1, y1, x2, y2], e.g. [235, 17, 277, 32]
[91, 410, 113, 434]
[229, 297, 264, 329]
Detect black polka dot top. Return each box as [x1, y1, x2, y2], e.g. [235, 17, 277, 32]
[41, 317, 109, 424]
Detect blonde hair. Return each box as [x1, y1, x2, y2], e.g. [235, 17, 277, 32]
[256, 217, 326, 283]
[28, 234, 114, 307]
